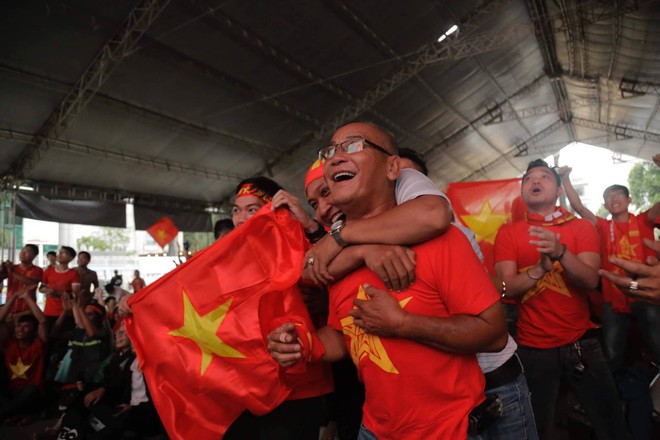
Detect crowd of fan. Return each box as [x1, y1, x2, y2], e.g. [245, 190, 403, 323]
[1, 120, 659, 440]
[0, 249, 159, 439]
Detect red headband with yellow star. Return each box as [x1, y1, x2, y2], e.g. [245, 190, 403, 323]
[304, 159, 325, 191]
[236, 183, 272, 203]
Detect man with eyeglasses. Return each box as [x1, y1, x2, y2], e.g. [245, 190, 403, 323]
[268, 121, 508, 439]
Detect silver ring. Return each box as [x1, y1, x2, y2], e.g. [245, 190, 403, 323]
[307, 257, 315, 266]
[629, 280, 639, 291]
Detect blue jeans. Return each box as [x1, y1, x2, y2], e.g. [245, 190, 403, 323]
[602, 301, 660, 371]
[517, 337, 628, 440]
[477, 371, 539, 440]
[357, 423, 378, 440]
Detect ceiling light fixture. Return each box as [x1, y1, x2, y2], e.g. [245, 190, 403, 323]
[437, 24, 459, 42]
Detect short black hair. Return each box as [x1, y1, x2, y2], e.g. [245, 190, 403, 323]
[25, 244, 39, 256]
[603, 184, 629, 199]
[46, 251, 56, 257]
[524, 159, 561, 186]
[214, 219, 235, 239]
[105, 296, 116, 304]
[235, 176, 283, 199]
[16, 314, 38, 330]
[60, 246, 76, 259]
[398, 147, 428, 175]
[79, 251, 91, 260]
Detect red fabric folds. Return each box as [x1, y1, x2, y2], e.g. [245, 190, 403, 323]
[126, 206, 319, 440]
[446, 178, 524, 276]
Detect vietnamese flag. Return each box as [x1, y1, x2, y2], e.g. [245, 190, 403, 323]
[126, 207, 319, 440]
[446, 178, 525, 275]
[147, 216, 179, 248]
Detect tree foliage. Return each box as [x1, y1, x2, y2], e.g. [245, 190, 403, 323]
[77, 228, 129, 252]
[627, 162, 660, 210]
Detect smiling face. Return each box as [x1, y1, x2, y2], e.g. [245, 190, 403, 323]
[323, 122, 400, 220]
[521, 166, 563, 213]
[306, 178, 344, 227]
[603, 188, 631, 216]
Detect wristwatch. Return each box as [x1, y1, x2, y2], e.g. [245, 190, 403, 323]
[330, 219, 348, 247]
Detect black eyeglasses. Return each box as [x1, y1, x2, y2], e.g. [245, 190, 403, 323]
[318, 137, 392, 161]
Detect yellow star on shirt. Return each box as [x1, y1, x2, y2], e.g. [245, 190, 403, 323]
[9, 357, 31, 380]
[339, 285, 412, 375]
[460, 199, 511, 244]
[168, 291, 245, 376]
[521, 263, 571, 303]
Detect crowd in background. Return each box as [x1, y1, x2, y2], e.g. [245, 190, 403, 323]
[0, 121, 659, 440]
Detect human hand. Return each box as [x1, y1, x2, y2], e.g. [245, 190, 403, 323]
[349, 284, 407, 337]
[266, 322, 302, 367]
[529, 226, 563, 259]
[61, 293, 74, 313]
[117, 294, 134, 318]
[113, 404, 131, 417]
[271, 190, 317, 232]
[84, 388, 106, 407]
[302, 234, 342, 285]
[556, 166, 572, 179]
[361, 245, 416, 292]
[599, 238, 660, 305]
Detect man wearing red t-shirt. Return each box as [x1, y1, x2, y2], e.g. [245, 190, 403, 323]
[559, 166, 660, 373]
[39, 246, 81, 329]
[0, 288, 48, 419]
[494, 160, 627, 440]
[130, 270, 146, 293]
[0, 244, 43, 315]
[269, 122, 507, 440]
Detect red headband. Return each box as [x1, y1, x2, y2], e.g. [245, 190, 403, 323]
[305, 159, 325, 191]
[236, 183, 272, 203]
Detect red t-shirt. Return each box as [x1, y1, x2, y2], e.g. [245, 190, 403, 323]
[130, 277, 146, 292]
[595, 211, 656, 312]
[328, 227, 498, 440]
[6, 264, 43, 313]
[42, 267, 80, 317]
[494, 217, 599, 348]
[3, 338, 46, 391]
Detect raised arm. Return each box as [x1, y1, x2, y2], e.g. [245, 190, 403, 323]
[646, 201, 660, 226]
[306, 195, 450, 283]
[557, 166, 597, 224]
[20, 290, 48, 342]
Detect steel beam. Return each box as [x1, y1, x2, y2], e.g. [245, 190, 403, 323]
[0, 129, 244, 182]
[573, 117, 660, 144]
[459, 119, 566, 181]
[2, 0, 172, 186]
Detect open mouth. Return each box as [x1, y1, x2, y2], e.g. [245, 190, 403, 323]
[332, 171, 355, 182]
[531, 187, 541, 194]
[331, 212, 346, 223]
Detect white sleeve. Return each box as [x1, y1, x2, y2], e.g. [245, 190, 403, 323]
[395, 168, 450, 205]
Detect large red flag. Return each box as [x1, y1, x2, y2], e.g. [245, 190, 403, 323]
[126, 207, 320, 440]
[446, 178, 525, 275]
[146, 216, 179, 248]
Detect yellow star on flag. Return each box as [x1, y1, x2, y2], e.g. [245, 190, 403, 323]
[521, 263, 571, 303]
[460, 199, 511, 244]
[339, 285, 412, 375]
[9, 357, 31, 380]
[168, 291, 245, 376]
[156, 229, 168, 240]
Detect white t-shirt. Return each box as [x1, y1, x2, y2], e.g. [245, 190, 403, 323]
[395, 167, 516, 373]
